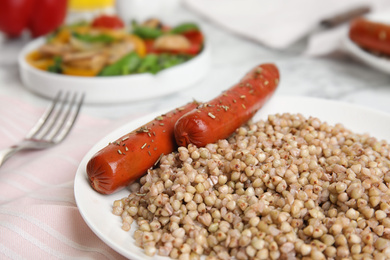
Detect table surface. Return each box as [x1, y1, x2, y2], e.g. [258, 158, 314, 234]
[1, 6, 390, 120]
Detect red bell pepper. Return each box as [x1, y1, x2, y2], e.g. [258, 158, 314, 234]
[28, 0, 68, 37]
[0, 0, 35, 37]
[0, 0, 67, 38]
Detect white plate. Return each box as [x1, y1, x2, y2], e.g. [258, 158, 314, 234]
[343, 10, 390, 74]
[18, 37, 210, 105]
[74, 96, 390, 259]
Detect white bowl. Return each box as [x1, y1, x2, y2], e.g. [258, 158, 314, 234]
[342, 10, 390, 74]
[18, 37, 210, 104]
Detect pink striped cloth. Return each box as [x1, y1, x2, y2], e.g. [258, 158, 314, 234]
[0, 95, 132, 259]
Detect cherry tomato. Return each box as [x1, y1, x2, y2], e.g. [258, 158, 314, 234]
[28, 0, 67, 37]
[0, 0, 35, 37]
[185, 44, 202, 55]
[92, 15, 125, 29]
[144, 39, 158, 54]
[182, 31, 204, 55]
[183, 30, 204, 46]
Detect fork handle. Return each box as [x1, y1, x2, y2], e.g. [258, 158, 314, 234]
[0, 146, 21, 167]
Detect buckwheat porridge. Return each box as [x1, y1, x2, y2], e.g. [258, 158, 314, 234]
[112, 113, 390, 260]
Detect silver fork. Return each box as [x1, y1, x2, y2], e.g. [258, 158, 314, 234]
[0, 91, 85, 167]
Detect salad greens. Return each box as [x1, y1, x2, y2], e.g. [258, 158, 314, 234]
[72, 32, 115, 43]
[99, 52, 142, 76]
[48, 56, 63, 73]
[99, 52, 192, 76]
[170, 23, 199, 34]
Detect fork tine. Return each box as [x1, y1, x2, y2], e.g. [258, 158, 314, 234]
[52, 92, 85, 143]
[25, 91, 63, 139]
[43, 92, 73, 141]
[47, 92, 82, 141]
[31, 91, 71, 140]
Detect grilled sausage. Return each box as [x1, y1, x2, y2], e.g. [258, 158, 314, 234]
[174, 63, 279, 148]
[87, 101, 199, 194]
[349, 17, 390, 55]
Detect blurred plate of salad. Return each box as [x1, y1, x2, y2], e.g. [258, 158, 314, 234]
[25, 15, 205, 77]
[18, 15, 210, 104]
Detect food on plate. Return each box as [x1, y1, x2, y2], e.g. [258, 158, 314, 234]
[86, 63, 279, 194]
[0, 0, 67, 37]
[26, 16, 204, 76]
[113, 113, 390, 259]
[175, 63, 279, 148]
[86, 101, 199, 195]
[91, 14, 125, 29]
[349, 17, 390, 56]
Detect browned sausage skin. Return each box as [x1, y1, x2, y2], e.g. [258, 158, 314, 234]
[87, 64, 279, 194]
[174, 63, 279, 148]
[87, 101, 199, 194]
[349, 18, 390, 55]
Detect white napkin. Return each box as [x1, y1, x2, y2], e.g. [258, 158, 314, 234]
[184, 0, 390, 55]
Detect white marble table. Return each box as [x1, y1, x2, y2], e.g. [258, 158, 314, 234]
[1, 5, 390, 120]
